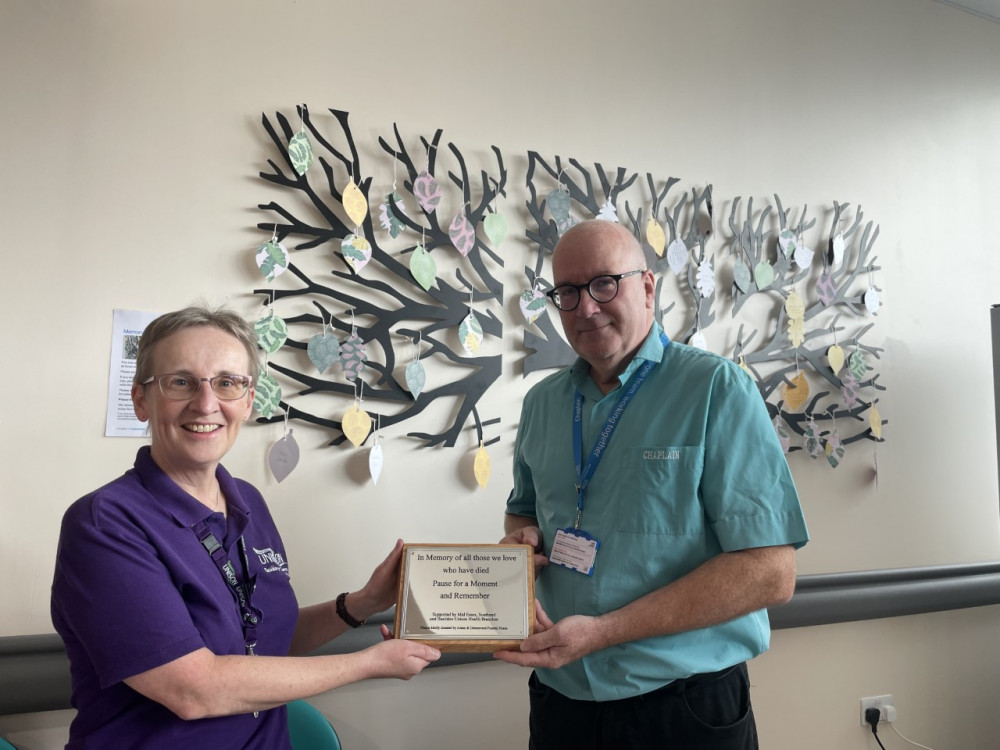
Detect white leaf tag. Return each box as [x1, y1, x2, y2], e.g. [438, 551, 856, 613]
[369, 442, 384, 485]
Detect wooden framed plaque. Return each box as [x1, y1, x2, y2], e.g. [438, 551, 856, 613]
[394, 544, 535, 652]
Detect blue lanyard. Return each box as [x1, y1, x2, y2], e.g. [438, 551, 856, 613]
[571, 333, 668, 529]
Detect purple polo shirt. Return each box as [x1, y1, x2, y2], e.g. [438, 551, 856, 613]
[51, 447, 299, 749]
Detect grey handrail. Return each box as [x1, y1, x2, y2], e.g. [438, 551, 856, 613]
[4, 562, 1000, 716]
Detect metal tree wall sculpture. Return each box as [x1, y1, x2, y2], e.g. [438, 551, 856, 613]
[519, 154, 886, 466]
[249, 106, 886, 473]
[728, 197, 886, 462]
[252, 107, 507, 456]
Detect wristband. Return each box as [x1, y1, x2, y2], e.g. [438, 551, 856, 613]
[336, 592, 366, 628]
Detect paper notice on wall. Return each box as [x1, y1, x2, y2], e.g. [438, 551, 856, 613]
[105, 309, 159, 437]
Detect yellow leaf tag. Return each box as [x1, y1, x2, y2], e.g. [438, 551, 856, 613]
[645, 218, 666, 257]
[827, 344, 845, 374]
[474, 443, 491, 488]
[783, 371, 810, 411]
[342, 404, 371, 448]
[869, 404, 883, 440]
[343, 181, 369, 227]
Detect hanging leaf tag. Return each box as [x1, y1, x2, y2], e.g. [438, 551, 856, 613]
[307, 333, 340, 374]
[597, 199, 618, 222]
[848, 349, 867, 380]
[666, 239, 688, 275]
[793, 240, 814, 269]
[369, 442, 384, 485]
[288, 131, 314, 176]
[777, 229, 796, 257]
[340, 234, 372, 274]
[459, 310, 484, 355]
[831, 233, 846, 265]
[268, 431, 299, 483]
[519, 288, 547, 326]
[696, 259, 715, 298]
[783, 371, 810, 411]
[405, 359, 426, 399]
[255, 240, 289, 282]
[869, 404, 883, 440]
[474, 443, 491, 488]
[412, 169, 442, 213]
[785, 291, 806, 347]
[253, 372, 282, 419]
[547, 188, 578, 236]
[449, 213, 476, 257]
[827, 344, 845, 374]
[754, 261, 775, 289]
[645, 218, 666, 257]
[340, 331, 368, 383]
[817, 271, 836, 306]
[865, 288, 881, 314]
[733, 260, 751, 293]
[409, 243, 437, 291]
[379, 191, 406, 238]
[824, 433, 845, 468]
[255, 310, 288, 354]
[342, 404, 371, 448]
[483, 212, 508, 247]
[343, 181, 369, 227]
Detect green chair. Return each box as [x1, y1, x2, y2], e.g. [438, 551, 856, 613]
[287, 699, 342, 750]
[0, 738, 17, 749]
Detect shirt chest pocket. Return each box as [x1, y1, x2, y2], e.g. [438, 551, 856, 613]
[610, 445, 705, 534]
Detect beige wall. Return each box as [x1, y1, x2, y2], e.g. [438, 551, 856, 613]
[2, 0, 999, 747]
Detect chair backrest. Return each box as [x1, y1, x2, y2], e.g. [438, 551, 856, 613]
[0, 738, 17, 749]
[287, 699, 342, 750]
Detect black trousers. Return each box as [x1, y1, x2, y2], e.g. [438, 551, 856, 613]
[527, 663, 759, 750]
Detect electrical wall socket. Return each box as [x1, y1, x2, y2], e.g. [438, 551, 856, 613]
[860, 694, 894, 726]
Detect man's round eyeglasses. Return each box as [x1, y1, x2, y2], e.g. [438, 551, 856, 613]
[141, 373, 252, 401]
[545, 269, 645, 312]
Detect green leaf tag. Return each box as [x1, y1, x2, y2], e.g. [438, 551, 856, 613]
[484, 212, 508, 248]
[409, 244, 437, 291]
[307, 332, 340, 374]
[253, 372, 282, 419]
[255, 240, 289, 282]
[288, 131, 313, 176]
[405, 359, 426, 399]
[254, 310, 288, 354]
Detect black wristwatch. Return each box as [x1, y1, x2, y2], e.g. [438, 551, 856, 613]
[336, 592, 366, 628]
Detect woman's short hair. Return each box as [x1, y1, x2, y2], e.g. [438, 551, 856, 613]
[134, 304, 261, 385]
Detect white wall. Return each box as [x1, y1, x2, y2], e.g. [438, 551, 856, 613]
[2, 0, 999, 748]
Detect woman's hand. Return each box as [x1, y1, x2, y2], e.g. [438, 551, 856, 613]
[350, 539, 405, 620]
[362, 638, 441, 680]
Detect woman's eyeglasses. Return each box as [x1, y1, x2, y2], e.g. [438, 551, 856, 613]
[141, 373, 252, 400]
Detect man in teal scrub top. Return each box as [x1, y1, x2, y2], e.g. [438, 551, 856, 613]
[498, 220, 809, 749]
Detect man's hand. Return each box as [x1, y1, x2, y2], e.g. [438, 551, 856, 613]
[493, 600, 604, 669]
[500, 519, 549, 573]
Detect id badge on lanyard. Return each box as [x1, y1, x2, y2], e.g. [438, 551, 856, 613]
[550, 340, 664, 576]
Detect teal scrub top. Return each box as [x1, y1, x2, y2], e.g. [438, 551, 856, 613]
[506, 323, 809, 702]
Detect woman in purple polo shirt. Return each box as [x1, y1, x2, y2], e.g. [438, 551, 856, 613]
[51, 305, 440, 749]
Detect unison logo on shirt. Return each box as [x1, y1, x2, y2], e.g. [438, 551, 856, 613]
[253, 546, 290, 576]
